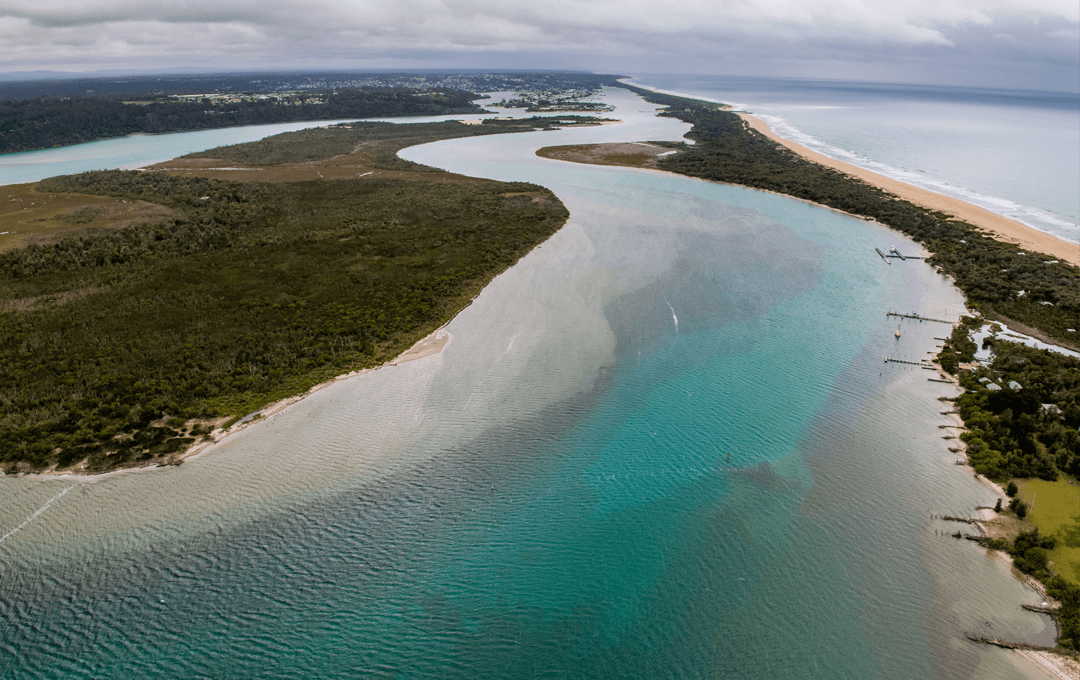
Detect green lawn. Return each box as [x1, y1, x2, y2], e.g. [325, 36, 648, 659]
[1018, 477, 1080, 582]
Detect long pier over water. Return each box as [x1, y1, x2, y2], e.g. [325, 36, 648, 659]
[884, 356, 933, 366]
[887, 311, 952, 324]
[875, 247, 926, 263]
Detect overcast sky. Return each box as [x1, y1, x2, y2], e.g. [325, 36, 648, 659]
[1, 0, 1078, 92]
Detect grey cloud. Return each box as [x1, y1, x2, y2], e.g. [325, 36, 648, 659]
[0, 0, 1076, 91]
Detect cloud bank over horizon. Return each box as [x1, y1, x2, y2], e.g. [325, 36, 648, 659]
[1, 0, 1077, 91]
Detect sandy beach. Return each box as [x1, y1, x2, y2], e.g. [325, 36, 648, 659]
[1013, 648, 1080, 680]
[737, 113, 1079, 267]
[24, 328, 453, 482]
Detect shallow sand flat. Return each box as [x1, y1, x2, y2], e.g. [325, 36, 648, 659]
[1011, 649, 1080, 680]
[738, 114, 1079, 267]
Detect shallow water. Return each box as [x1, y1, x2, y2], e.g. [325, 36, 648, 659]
[0, 87, 1054, 678]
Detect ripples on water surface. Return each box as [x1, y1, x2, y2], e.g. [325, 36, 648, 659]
[0, 88, 1056, 678]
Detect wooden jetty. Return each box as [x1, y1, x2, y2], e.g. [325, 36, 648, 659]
[942, 515, 979, 524]
[884, 356, 932, 366]
[874, 247, 925, 262]
[887, 311, 952, 324]
[967, 637, 1063, 654]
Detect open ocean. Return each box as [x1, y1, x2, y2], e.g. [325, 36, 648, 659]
[628, 75, 1080, 245]
[0, 84, 1065, 678]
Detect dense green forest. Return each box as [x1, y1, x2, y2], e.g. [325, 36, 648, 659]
[1, 163, 568, 472]
[613, 83, 1080, 349]
[0, 71, 620, 102]
[955, 341, 1080, 481]
[0, 87, 484, 154]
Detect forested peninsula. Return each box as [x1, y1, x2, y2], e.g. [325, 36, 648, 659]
[0, 118, 589, 473]
[0, 87, 484, 154]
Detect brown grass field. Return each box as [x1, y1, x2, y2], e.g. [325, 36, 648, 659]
[0, 184, 171, 251]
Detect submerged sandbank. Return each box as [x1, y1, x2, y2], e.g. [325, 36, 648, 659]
[738, 113, 1079, 267]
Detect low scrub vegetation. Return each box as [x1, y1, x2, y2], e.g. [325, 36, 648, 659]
[1, 169, 567, 472]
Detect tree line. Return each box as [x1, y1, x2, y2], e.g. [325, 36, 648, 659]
[0, 87, 484, 154]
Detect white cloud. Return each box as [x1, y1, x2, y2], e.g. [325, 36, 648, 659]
[1046, 27, 1080, 40]
[0, 0, 1076, 89]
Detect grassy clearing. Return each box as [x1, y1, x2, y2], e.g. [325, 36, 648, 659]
[1018, 477, 1080, 582]
[0, 184, 170, 251]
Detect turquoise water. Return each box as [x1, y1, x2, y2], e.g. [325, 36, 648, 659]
[0, 119, 375, 186]
[0, 108, 572, 187]
[0, 87, 1055, 678]
[629, 75, 1080, 244]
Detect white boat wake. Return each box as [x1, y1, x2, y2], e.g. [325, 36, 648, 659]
[0, 485, 75, 544]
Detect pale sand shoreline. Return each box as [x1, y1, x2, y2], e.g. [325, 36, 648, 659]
[929, 343, 1080, 680]
[737, 113, 1079, 267]
[1012, 648, 1080, 680]
[21, 328, 452, 483]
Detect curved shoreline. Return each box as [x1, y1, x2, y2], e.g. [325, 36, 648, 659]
[536, 122, 1076, 669]
[738, 112, 1079, 267]
[2, 87, 1071, 677]
[15, 328, 453, 483]
[620, 79, 1078, 267]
